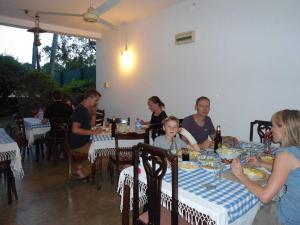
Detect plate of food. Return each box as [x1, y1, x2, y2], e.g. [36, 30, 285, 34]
[178, 161, 200, 171]
[217, 147, 241, 161]
[259, 154, 275, 163]
[243, 167, 267, 181]
[198, 155, 218, 164]
[201, 163, 223, 172]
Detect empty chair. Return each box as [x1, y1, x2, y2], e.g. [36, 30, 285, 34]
[14, 112, 29, 160]
[95, 109, 105, 127]
[126, 143, 188, 225]
[249, 120, 272, 143]
[47, 117, 70, 165]
[109, 132, 146, 184]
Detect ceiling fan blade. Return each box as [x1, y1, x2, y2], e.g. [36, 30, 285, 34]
[38, 11, 82, 17]
[97, 18, 118, 29]
[94, 0, 120, 16]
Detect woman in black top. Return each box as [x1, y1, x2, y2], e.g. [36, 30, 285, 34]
[141, 96, 167, 140]
[141, 96, 167, 125]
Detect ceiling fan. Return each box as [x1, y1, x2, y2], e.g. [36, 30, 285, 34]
[34, 0, 120, 29]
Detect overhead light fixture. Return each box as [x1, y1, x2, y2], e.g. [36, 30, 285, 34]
[83, 7, 98, 22]
[27, 15, 47, 33]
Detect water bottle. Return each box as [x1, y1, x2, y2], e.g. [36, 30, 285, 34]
[135, 118, 142, 132]
[38, 107, 44, 120]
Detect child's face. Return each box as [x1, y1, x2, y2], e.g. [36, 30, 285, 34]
[164, 120, 179, 138]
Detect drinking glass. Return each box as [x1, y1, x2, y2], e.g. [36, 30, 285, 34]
[202, 165, 224, 190]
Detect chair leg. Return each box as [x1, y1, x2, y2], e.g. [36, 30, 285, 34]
[122, 184, 130, 225]
[96, 157, 103, 190]
[68, 157, 72, 177]
[40, 140, 45, 159]
[7, 168, 12, 204]
[9, 169, 18, 201]
[108, 161, 114, 184]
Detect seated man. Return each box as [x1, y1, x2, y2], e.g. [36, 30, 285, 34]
[69, 89, 102, 178]
[182, 96, 238, 150]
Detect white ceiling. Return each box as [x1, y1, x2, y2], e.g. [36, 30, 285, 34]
[0, 0, 184, 38]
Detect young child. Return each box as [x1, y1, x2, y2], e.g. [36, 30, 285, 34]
[154, 116, 200, 151]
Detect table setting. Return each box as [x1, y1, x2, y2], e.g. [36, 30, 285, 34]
[118, 141, 279, 225]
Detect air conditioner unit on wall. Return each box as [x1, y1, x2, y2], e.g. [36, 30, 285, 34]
[175, 31, 195, 45]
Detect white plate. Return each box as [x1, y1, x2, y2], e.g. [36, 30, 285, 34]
[179, 161, 200, 171]
[201, 164, 222, 172]
[198, 155, 218, 163]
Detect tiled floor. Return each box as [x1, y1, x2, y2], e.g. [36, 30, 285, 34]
[0, 152, 122, 225]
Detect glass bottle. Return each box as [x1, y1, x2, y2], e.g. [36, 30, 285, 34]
[214, 125, 222, 153]
[111, 116, 116, 137]
[170, 137, 178, 155]
[263, 130, 272, 154]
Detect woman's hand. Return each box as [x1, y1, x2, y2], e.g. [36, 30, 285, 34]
[231, 158, 244, 179]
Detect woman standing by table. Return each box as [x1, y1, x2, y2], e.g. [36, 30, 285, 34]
[231, 109, 300, 225]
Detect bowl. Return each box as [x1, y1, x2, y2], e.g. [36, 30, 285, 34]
[216, 147, 241, 160]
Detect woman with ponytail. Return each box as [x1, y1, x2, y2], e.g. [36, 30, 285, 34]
[141, 96, 167, 125]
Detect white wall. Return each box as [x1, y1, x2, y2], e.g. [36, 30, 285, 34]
[96, 0, 300, 141]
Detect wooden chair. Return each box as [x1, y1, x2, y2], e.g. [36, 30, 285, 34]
[47, 117, 70, 165]
[95, 109, 105, 126]
[249, 120, 272, 143]
[109, 132, 146, 184]
[145, 123, 165, 144]
[14, 112, 30, 160]
[0, 160, 18, 204]
[126, 143, 188, 225]
[63, 127, 97, 184]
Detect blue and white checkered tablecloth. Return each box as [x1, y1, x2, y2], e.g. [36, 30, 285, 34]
[24, 118, 50, 129]
[164, 168, 259, 224]
[24, 118, 51, 145]
[92, 134, 114, 142]
[89, 134, 143, 162]
[0, 128, 14, 144]
[0, 128, 24, 178]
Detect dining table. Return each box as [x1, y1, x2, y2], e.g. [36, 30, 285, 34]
[87, 127, 147, 187]
[88, 125, 149, 163]
[23, 117, 51, 145]
[0, 128, 24, 178]
[117, 141, 279, 225]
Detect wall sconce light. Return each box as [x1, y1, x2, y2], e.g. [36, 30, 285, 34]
[104, 81, 111, 88]
[119, 24, 134, 72]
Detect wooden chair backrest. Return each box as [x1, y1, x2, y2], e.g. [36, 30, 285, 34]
[132, 143, 178, 225]
[249, 120, 272, 143]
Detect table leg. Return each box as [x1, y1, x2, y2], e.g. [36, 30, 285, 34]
[96, 156, 103, 190]
[35, 139, 40, 162]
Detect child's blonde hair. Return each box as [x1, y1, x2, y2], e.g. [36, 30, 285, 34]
[162, 116, 180, 127]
